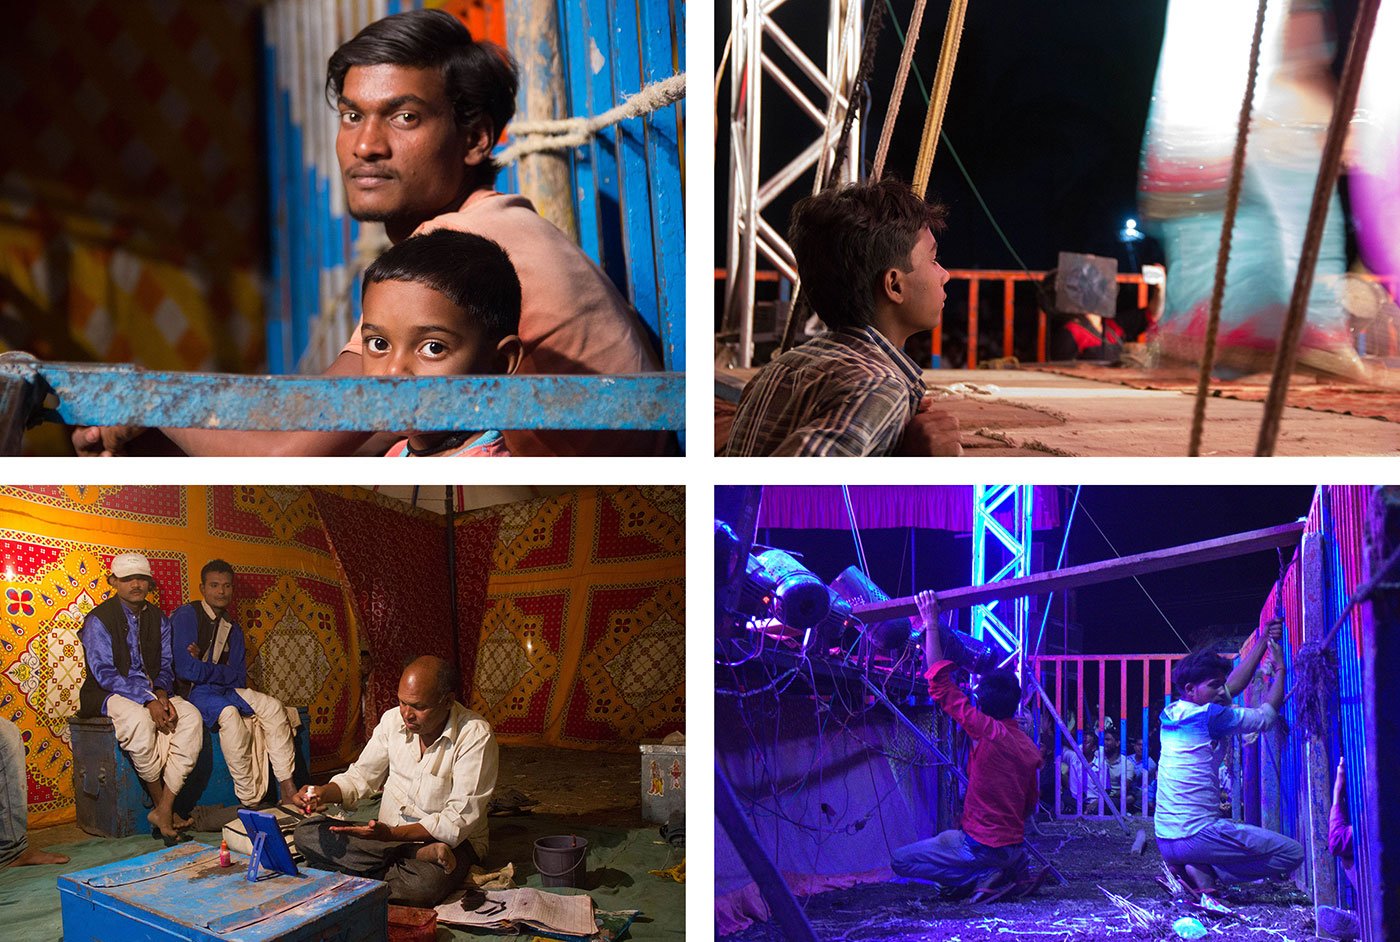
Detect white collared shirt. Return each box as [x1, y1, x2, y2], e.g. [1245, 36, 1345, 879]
[330, 702, 498, 855]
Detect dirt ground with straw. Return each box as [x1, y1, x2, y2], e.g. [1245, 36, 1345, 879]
[727, 820, 1334, 941]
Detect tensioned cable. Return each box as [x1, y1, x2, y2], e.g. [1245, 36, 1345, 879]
[842, 485, 871, 576]
[1079, 505, 1192, 653]
[880, 0, 1034, 275]
[1033, 484, 1081, 657]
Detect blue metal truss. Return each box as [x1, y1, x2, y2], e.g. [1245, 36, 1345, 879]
[971, 485, 1035, 682]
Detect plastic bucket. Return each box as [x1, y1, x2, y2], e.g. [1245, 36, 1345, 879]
[533, 834, 589, 888]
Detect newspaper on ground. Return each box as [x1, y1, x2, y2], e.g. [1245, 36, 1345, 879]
[435, 887, 597, 937]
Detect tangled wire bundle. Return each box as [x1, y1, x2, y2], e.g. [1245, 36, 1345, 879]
[1291, 639, 1338, 741]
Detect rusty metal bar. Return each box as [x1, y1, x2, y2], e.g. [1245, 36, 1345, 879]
[0, 358, 685, 444]
[1002, 278, 1014, 360]
[966, 277, 979, 369]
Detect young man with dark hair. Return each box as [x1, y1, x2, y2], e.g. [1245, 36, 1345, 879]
[725, 178, 962, 457]
[75, 8, 665, 458]
[1155, 620, 1302, 900]
[890, 591, 1043, 900]
[172, 560, 299, 808]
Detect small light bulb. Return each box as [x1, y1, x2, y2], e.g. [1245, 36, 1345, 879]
[1125, 218, 1137, 231]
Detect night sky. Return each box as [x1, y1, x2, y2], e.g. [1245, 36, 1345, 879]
[744, 485, 1318, 658]
[717, 1, 1364, 275]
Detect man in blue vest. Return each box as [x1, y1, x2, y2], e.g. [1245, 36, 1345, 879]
[78, 552, 201, 840]
[172, 560, 298, 809]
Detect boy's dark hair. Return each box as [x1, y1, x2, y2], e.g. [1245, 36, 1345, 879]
[976, 668, 1021, 720]
[200, 559, 235, 582]
[1171, 647, 1232, 693]
[326, 9, 518, 181]
[787, 178, 947, 332]
[1103, 727, 1119, 746]
[363, 230, 521, 342]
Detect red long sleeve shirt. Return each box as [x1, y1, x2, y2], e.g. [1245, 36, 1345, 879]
[927, 660, 1042, 848]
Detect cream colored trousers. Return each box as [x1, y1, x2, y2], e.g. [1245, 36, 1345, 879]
[105, 693, 201, 793]
[217, 689, 297, 805]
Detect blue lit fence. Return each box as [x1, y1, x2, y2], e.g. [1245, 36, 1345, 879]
[1248, 486, 1377, 922]
[261, 0, 684, 376]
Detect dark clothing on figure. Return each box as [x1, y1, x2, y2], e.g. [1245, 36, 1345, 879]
[78, 596, 167, 718]
[1051, 315, 1125, 362]
[294, 817, 478, 907]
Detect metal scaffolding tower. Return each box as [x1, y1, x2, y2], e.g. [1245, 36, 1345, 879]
[970, 485, 1035, 683]
[722, 0, 864, 367]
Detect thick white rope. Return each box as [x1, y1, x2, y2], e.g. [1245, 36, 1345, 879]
[497, 73, 686, 165]
[872, 0, 930, 179]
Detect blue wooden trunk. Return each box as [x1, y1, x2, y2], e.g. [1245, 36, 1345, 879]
[70, 708, 312, 838]
[59, 843, 388, 941]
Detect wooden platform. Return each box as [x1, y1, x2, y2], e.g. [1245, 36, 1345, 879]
[716, 364, 1400, 456]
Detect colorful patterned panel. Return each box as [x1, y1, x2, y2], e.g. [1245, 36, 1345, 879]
[471, 592, 569, 738]
[490, 498, 578, 573]
[0, 532, 186, 825]
[0, 3, 265, 379]
[592, 486, 685, 564]
[310, 488, 454, 720]
[0, 487, 362, 826]
[455, 513, 502, 703]
[236, 569, 356, 763]
[0, 486, 187, 526]
[560, 581, 686, 745]
[457, 486, 685, 750]
[207, 486, 331, 556]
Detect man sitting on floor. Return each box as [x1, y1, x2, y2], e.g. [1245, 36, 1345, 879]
[293, 656, 497, 907]
[724, 178, 961, 457]
[77, 553, 201, 841]
[890, 591, 1044, 900]
[172, 560, 298, 809]
[1, 717, 69, 868]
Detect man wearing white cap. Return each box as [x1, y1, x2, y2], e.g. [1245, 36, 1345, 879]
[77, 552, 201, 840]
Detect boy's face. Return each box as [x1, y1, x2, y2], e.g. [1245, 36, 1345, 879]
[360, 278, 517, 378]
[1183, 675, 1231, 706]
[890, 227, 949, 334]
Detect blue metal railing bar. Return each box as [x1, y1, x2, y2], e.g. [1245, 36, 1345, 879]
[0, 358, 684, 435]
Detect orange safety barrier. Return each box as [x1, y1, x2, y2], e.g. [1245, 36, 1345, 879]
[944, 271, 1151, 368]
[714, 268, 1400, 365]
[714, 268, 1153, 366]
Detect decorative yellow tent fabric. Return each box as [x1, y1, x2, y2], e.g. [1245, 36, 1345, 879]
[0, 485, 362, 827]
[455, 486, 685, 749]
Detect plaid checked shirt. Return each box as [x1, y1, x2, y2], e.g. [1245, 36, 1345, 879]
[725, 326, 926, 456]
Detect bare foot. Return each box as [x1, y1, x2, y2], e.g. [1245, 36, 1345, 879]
[2, 846, 70, 867]
[278, 781, 299, 807]
[414, 842, 456, 875]
[148, 808, 181, 839]
[173, 812, 194, 829]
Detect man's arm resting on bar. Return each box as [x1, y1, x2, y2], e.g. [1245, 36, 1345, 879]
[72, 351, 385, 456]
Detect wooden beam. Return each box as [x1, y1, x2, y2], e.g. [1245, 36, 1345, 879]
[853, 521, 1306, 621]
[1300, 530, 1338, 911]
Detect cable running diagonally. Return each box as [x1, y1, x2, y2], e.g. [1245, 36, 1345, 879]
[1079, 506, 1192, 653]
